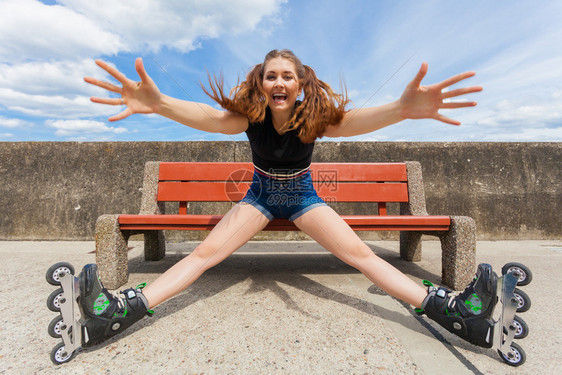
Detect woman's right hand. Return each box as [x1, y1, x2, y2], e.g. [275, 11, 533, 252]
[84, 58, 161, 121]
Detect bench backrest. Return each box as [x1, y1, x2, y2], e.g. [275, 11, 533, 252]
[157, 162, 409, 216]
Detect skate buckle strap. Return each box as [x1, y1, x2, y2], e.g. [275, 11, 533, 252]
[416, 280, 437, 315]
[422, 280, 451, 295]
[437, 289, 448, 299]
[118, 288, 154, 317]
[417, 280, 454, 315]
[134, 284, 152, 314]
[114, 293, 127, 315]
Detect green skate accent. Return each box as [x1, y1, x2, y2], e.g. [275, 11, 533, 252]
[114, 308, 128, 317]
[93, 293, 110, 315]
[445, 308, 460, 317]
[416, 280, 434, 314]
[464, 293, 483, 315]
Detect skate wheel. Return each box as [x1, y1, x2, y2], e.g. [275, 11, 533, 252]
[47, 288, 65, 312]
[502, 262, 532, 286]
[46, 262, 75, 286]
[513, 288, 531, 313]
[512, 315, 529, 339]
[497, 342, 526, 366]
[503, 315, 529, 340]
[50, 342, 75, 365]
[48, 315, 66, 338]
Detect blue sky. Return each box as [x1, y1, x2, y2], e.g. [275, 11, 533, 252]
[1, 0, 561, 142]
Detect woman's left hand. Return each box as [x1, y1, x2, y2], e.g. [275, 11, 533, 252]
[399, 62, 483, 125]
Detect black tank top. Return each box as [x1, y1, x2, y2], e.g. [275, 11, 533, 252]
[245, 104, 314, 175]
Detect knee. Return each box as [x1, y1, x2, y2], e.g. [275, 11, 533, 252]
[341, 243, 377, 270]
[189, 243, 217, 263]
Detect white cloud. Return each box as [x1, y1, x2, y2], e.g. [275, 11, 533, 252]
[472, 87, 562, 142]
[478, 99, 562, 128]
[0, 132, 14, 139]
[0, 59, 110, 97]
[481, 127, 562, 142]
[0, 58, 117, 119]
[0, 0, 123, 63]
[0, 0, 285, 63]
[46, 119, 127, 137]
[0, 58, 136, 121]
[57, 0, 283, 53]
[0, 0, 285, 133]
[0, 88, 116, 118]
[0, 116, 32, 128]
[1, 1, 559, 142]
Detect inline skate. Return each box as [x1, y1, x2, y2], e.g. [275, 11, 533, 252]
[418, 262, 532, 366]
[46, 262, 152, 365]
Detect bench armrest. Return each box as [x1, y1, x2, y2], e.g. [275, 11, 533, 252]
[400, 161, 429, 216]
[139, 161, 165, 215]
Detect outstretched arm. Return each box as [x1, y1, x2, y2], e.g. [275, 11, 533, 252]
[323, 62, 482, 138]
[84, 58, 248, 135]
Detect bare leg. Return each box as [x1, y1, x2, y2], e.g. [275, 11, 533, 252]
[142, 203, 270, 308]
[293, 205, 427, 308]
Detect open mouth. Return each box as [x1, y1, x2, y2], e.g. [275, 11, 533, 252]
[272, 93, 287, 104]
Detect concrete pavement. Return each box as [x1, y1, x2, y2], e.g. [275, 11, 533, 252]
[1, 239, 561, 374]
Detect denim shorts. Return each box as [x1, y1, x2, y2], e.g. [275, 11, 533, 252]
[240, 169, 327, 221]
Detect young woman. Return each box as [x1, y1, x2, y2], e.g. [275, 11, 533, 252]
[79, 49, 490, 349]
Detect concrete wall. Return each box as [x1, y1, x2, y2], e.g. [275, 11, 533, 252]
[0, 142, 560, 241]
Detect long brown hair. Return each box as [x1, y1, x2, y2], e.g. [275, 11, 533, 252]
[202, 49, 349, 143]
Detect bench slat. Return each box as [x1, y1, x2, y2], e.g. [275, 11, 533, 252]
[158, 162, 408, 182]
[119, 214, 450, 231]
[311, 163, 407, 182]
[159, 162, 254, 181]
[157, 181, 409, 202]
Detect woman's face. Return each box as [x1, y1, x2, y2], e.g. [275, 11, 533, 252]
[262, 57, 302, 117]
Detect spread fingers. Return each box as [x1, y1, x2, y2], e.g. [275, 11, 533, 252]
[94, 59, 129, 84]
[442, 86, 483, 99]
[90, 96, 124, 106]
[84, 76, 121, 93]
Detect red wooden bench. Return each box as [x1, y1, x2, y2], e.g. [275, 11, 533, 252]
[95, 161, 476, 290]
